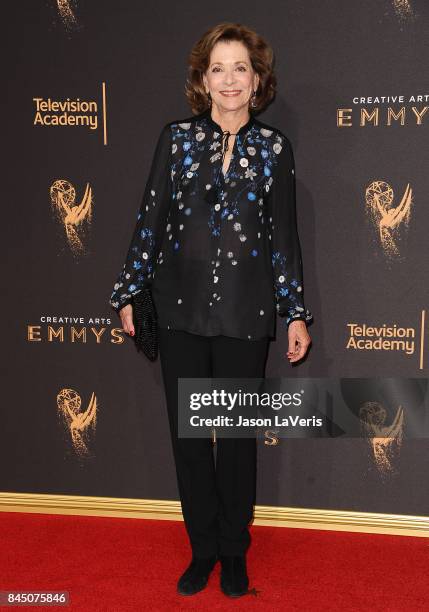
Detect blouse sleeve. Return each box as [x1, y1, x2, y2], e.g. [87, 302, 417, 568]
[266, 133, 313, 328]
[109, 123, 172, 313]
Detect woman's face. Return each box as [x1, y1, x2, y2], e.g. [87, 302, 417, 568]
[203, 40, 259, 115]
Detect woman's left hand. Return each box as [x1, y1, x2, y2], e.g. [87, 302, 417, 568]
[286, 320, 312, 363]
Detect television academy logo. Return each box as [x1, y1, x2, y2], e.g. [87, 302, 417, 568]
[34, 97, 98, 130]
[346, 316, 427, 371]
[33, 86, 109, 144]
[347, 323, 415, 355]
[50, 179, 93, 255]
[365, 179, 412, 259]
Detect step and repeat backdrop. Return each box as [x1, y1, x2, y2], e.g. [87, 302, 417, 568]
[2, 1, 428, 515]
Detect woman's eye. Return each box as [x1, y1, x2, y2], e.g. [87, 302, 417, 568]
[212, 66, 247, 72]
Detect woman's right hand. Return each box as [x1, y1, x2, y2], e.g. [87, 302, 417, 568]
[119, 303, 135, 336]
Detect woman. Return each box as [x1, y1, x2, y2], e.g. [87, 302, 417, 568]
[109, 22, 313, 598]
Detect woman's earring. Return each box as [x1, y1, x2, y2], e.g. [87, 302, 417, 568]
[207, 91, 212, 107]
[250, 90, 257, 109]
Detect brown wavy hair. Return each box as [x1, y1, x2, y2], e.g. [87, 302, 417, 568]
[185, 22, 277, 115]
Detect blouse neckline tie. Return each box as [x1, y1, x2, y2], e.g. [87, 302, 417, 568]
[221, 130, 233, 154]
[206, 130, 234, 206]
[204, 127, 253, 206]
[220, 129, 235, 174]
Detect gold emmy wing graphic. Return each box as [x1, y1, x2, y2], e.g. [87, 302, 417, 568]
[57, 388, 97, 457]
[50, 179, 93, 255]
[56, 0, 79, 30]
[393, 0, 416, 22]
[359, 401, 404, 475]
[365, 180, 412, 259]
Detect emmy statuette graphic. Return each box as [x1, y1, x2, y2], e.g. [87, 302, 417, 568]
[365, 180, 412, 260]
[57, 388, 97, 457]
[50, 179, 93, 255]
[359, 401, 404, 476]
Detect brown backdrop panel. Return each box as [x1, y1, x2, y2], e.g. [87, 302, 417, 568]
[1, 0, 428, 514]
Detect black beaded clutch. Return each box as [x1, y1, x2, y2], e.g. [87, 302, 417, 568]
[131, 288, 158, 361]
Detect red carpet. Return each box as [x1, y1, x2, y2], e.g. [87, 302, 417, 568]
[0, 511, 427, 611]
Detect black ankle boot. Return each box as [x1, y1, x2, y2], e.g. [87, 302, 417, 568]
[219, 554, 249, 597]
[177, 554, 217, 596]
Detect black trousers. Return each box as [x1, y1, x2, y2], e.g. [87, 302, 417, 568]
[158, 327, 270, 558]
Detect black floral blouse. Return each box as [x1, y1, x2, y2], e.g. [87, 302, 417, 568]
[109, 107, 313, 340]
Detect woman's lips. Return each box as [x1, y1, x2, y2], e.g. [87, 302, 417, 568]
[220, 91, 241, 96]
